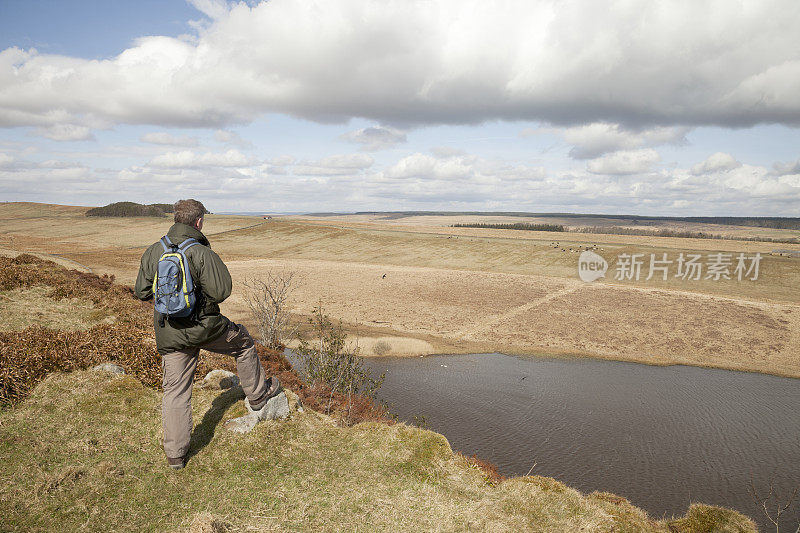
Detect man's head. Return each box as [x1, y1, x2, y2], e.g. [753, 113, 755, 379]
[173, 199, 206, 231]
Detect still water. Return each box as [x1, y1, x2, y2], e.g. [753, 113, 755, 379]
[357, 353, 800, 531]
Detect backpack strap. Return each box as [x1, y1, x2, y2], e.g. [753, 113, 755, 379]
[159, 236, 171, 252]
[178, 237, 203, 320]
[178, 238, 200, 252]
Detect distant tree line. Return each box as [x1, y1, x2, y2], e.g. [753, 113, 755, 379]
[357, 211, 800, 230]
[85, 202, 210, 218]
[448, 221, 797, 243]
[451, 222, 565, 232]
[575, 226, 722, 238]
[574, 226, 799, 244]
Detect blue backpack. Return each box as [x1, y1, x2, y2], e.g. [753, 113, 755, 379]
[153, 236, 200, 323]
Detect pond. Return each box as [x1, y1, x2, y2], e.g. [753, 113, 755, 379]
[286, 350, 800, 530]
[360, 353, 800, 531]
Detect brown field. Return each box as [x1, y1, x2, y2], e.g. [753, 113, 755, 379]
[2, 203, 799, 377]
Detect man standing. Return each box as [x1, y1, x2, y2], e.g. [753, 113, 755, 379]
[135, 199, 280, 470]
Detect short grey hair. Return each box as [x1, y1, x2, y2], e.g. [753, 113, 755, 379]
[173, 199, 206, 225]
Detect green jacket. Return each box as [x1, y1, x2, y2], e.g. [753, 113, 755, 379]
[135, 223, 232, 355]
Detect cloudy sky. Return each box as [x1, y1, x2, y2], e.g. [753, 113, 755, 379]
[1, 0, 799, 215]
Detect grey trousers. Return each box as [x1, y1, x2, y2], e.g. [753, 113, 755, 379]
[161, 322, 268, 459]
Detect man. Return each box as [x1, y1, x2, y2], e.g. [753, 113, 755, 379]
[135, 199, 280, 470]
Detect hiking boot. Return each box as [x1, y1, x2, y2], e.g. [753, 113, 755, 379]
[227, 377, 289, 432]
[248, 376, 282, 412]
[166, 456, 185, 470]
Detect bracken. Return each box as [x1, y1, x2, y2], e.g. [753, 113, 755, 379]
[0, 254, 517, 492]
[0, 255, 390, 427]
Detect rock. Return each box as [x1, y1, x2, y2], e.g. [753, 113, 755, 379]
[92, 363, 125, 375]
[222, 413, 258, 434]
[202, 370, 240, 390]
[223, 391, 290, 434]
[282, 388, 304, 413]
[247, 391, 290, 421]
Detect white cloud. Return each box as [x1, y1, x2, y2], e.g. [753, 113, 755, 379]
[39, 159, 85, 169]
[187, 0, 230, 20]
[33, 124, 94, 141]
[430, 146, 467, 158]
[691, 152, 742, 175]
[379, 152, 546, 186]
[587, 149, 660, 175]
[148, 149, 253, 168]
[4, 146, 800, 214]
[0, 156, 92, 199]
[293, 153, 374, 176]
[385, 153, 473, 180]
[268, 155, 295, 166]
[1, 1, 799, 131]
[214, 129, 253, 148]
[340, 126, 407, 151]
[317, 154, 374, 169]
[531, 122, 688, 159]
[140, 132, 199, 146]
[773, 159, 800, 176]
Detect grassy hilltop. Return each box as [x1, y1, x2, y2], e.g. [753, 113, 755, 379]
[85, 201, 213, 218]
[0, 254, 757, 531]
[0, 370, 754, 532]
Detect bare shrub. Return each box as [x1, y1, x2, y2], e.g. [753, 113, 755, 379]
[372, 340, 391, 356]
[749, 476, 800, 533]
[242, 271, 297, 350]
[295, 306, 384, 423]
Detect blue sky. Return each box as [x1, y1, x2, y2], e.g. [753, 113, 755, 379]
[0, 0, 799, 215]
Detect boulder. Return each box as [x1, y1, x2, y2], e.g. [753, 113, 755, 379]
[223, 391, 290, 434]
[201, 370, 240, 390]
[246, 391, 290, 421]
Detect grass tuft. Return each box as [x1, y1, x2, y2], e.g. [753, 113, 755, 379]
[37, 466, 86, 496]
[667, 503, 758, 533]
[187, 512, 233, 533]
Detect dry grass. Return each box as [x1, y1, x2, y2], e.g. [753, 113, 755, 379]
[3, 202, 800, 378]
[0, 202, 258, 251]
[222, 256, 800, 376]
[0, 226, 759, 531]
[0, 370, 756, 532]
[667, 504, 758, 533]
[286, 333, 437, 357]
[292, 212, 800, 243]
[0, 286, 114, 331]
[225, 257, 564, 336]
[495, 284, 800, 376]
